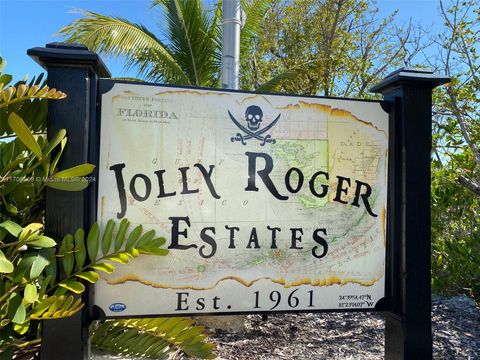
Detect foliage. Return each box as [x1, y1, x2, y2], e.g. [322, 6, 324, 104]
[58, 0, 271, 88]
[246, 0, 430, 96]
[430, 0, 480, 301]
[0, 60, 85, 226]
[92, 318, 215, 359]
[0, 219, 170, 353]
[0, 62, 215, 359]
[431, 163, 480, 300]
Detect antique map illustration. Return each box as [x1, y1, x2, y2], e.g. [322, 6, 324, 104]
[95, 82, 388, 316]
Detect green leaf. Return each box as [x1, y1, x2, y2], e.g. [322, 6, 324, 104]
[24, 283, 38, 303]
[27, 235, 56, 248]
[135, 229, 155, 248]
[13, 320, 30, 335]
[114, 219, 129, 251]
[87, 222, 100, 261]
[105, 253, 130, 264]
[52, 163, 95, 178]
[46, 177, 89, 191]
[102, 220, 115, 255]
[12, 254, 36, 283]
[76, 271, 100, 283]
[50, 137, 66, 173]
[74, 228, 86, 269]
[0, 74, 13, 87]
[19, 223, 43, 242]
[0, 250, 14, 273]
[43, 128, 66, 156]
[90, 262, 115, 274]
[8, 112, 42, 158]
[30, 250, 50, 278]
[125, 224, 142, 250]
[0, 220, 22, 237]
[8, 293, 26, 324]
[31, 296, 56, 317]
[60, 234, 74, 276]
[58, 279, 85, 294]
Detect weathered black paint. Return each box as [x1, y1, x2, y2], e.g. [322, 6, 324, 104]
[27, 43, 111, 360]
[371, 68, 450, 360]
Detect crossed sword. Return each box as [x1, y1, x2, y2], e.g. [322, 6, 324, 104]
[228, 111, 281, 146]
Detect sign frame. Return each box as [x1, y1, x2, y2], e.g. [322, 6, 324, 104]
[28, 42, 450, 360]
[93, 78, 392, 318]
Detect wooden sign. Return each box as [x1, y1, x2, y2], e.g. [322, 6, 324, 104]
[94, 81, 388, 316]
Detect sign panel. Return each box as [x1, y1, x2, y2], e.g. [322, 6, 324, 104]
[95, 81, 388, 316]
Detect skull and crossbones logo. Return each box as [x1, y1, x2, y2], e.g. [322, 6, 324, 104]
[229, 105, 281, 146]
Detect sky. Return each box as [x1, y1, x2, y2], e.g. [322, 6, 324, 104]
[0, 0, 444, 82]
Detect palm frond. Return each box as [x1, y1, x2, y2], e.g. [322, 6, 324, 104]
[152, 0, 220, 86]
[92, 317, 216, 359]
[58, 9, 190, 84]
[239, 0, 271, 58]
[256, 67, 305, 93]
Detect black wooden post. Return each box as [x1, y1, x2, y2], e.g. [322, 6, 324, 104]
[27, 43, 110, 360]
[371, 68, 450, 359]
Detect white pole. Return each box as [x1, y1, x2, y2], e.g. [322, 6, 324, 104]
[221, 0, 241, 89]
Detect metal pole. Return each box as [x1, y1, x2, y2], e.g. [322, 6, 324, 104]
[221, 0, 241, 89]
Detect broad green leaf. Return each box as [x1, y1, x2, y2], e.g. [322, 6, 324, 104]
[125, 224, 142, 250]
[43, 128, 66, 155]
[0, 74, 13, 88]
[52, 163, 95, 178]
[19, 223, 43, 242]
[24, 283, 38, 303]
[60, 234, 74, 276]
[114, 219, 129, 251]
[30, 250, 51, 278]
[28, 235, 56, 248]
[12, 254, 36, 283]
[46, 177, 89, 191]
[13, 321, 30, 335]
[144, 237, 167, 248]
[0, 250, 14, 273]
[58, 279, 85, 294]
[8, 293, 26, 324]
[45, 295, 67, 315]
[53, 287, 68, 298]
[74, 228, 86, 269]
[102, 220, 115, 255]
[135, 230, 155, 248]
[87, 223, 100, 261]
[0, 220, 22, 237]
[76, 271, 99, 283]
[31, 296, 57, 317]
[90, 262, 115, 274]
[8, 112, 42, 158]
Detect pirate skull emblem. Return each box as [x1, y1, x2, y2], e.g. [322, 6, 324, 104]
[245, 105, 263, 131]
